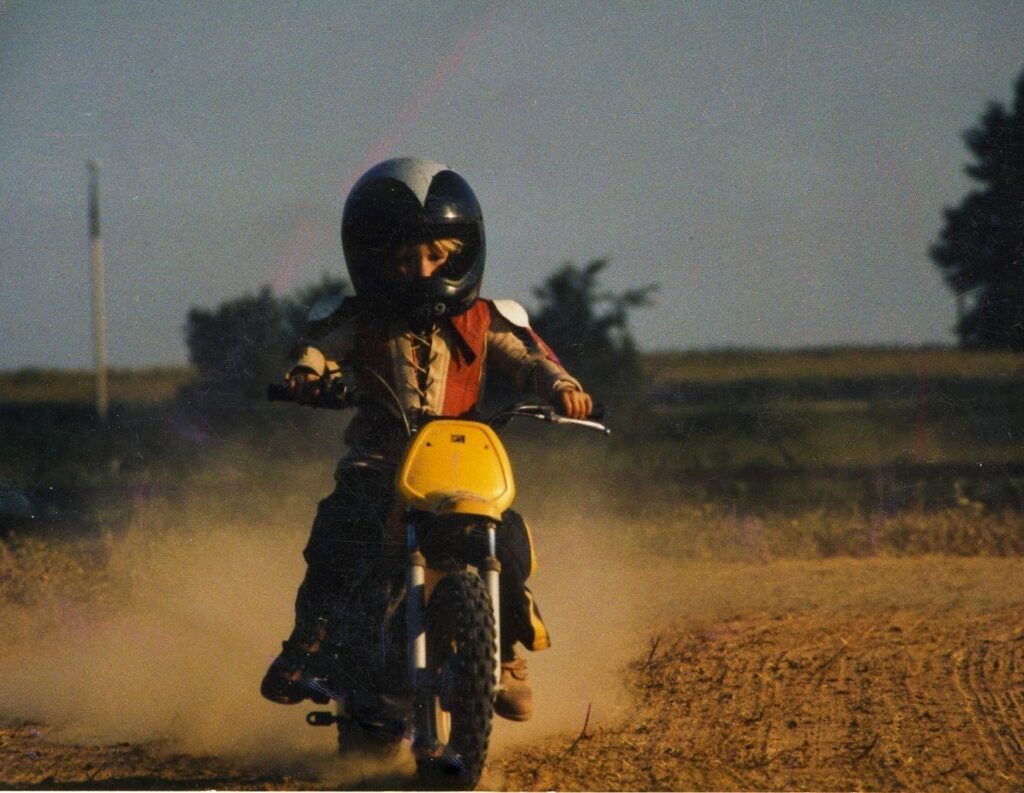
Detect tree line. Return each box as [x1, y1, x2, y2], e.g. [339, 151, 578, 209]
[183, 260, 655, 414]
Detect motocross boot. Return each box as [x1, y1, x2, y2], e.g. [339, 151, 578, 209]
[494, 654, 533, 722]
[260, 636, 327, 705]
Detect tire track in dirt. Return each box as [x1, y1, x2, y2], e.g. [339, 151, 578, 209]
[953, 619, 1024, 791]
[3, 558, 1023, 790]
[493, 606, 1024, 791]
[889, 619, 963, 791]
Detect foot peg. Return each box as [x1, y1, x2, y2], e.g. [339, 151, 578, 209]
[306, 711, 337, 727]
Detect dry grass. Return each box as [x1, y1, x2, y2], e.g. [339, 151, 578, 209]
[0, 367, 193, 403]
[644, 346, 1024, 384]
[621, 501, 1024, 560]
[0, 532, 126, 650]
[6, 347, 1023, 405]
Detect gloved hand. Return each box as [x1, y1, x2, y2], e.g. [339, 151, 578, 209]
[558, 388, 594, 419]
[286, 368, 324, 404]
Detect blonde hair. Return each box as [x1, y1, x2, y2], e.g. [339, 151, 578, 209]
[428, 238, 464, 256]
[388, 237, 466, 279]
[392, 237, 464, 261]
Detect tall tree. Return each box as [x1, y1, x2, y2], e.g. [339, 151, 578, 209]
[931, 69, 1024, 349]
[184, 286, 283, 402]
[530, 259, 656, 407]
[183, 275, 349, 406]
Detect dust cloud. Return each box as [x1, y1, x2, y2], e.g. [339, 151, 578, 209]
[0, 450, 664, 781]
[0, 472, 343, 772]
[3, 446, 1024, 784]
[489, 501, 652, 751]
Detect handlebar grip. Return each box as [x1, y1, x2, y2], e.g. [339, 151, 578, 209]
[267, 383, 291, 402]
[267, 381, 350, 409]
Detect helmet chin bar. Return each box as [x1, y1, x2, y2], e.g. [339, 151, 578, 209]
[407, 301, 449, 324]
[366, 290, 456, 325]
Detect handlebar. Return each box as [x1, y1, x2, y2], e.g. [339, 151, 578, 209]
[488, 403, 610, 435]
[267, 381, 351, 410]
[267, 381, 610, 435]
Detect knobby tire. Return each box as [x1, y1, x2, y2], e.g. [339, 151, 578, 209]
[417, 570, 496, 790]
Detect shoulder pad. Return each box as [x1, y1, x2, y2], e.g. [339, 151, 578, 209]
[307, 294, 348, 323]
[491, 299, 531, 329]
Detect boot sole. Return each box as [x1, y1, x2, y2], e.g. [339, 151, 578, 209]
[494, 707, 533, 722]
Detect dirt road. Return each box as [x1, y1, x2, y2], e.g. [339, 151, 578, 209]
[2, 557, 1023, 790]
[491, 605, 1024, 791]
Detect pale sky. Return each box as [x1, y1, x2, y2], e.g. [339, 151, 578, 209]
[2, 1, 1023, 368]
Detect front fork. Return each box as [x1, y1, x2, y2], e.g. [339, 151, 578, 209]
[482, 524, 502, 688]
[406, 519, 502, 748]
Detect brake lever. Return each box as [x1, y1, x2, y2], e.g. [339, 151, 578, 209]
[487, 403, 610, 435]
[521, 404, 611, 435]
[548, 414, 612, 435]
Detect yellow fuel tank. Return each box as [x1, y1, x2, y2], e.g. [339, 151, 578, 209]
[396, 420, 515, 520]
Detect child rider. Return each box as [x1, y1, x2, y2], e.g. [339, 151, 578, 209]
[260, 158, 594, 722]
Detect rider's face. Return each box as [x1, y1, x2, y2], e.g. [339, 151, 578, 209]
[392, 241, 451, 280]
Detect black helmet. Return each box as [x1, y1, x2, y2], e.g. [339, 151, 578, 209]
[341, 157, 485, 320]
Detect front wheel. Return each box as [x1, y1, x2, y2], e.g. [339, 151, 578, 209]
[416, 571, 496, 790]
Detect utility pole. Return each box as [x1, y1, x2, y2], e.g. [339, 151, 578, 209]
[89, 160, 109, 422]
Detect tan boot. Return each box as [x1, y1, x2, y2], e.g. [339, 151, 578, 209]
[494, 657, 533, 722]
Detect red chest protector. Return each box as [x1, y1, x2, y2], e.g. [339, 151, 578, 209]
[351, 300, 492, 417]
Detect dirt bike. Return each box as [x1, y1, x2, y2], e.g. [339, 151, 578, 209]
[268, 379, 608, 789]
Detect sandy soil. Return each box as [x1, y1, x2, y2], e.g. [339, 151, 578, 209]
[492, 605, 1024, 791]
[2, 555, 1022, 791]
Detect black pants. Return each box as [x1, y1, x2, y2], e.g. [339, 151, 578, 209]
[291, 466, 549, 657]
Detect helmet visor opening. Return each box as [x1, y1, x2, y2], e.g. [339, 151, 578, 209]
[382, 230, 476, 282]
